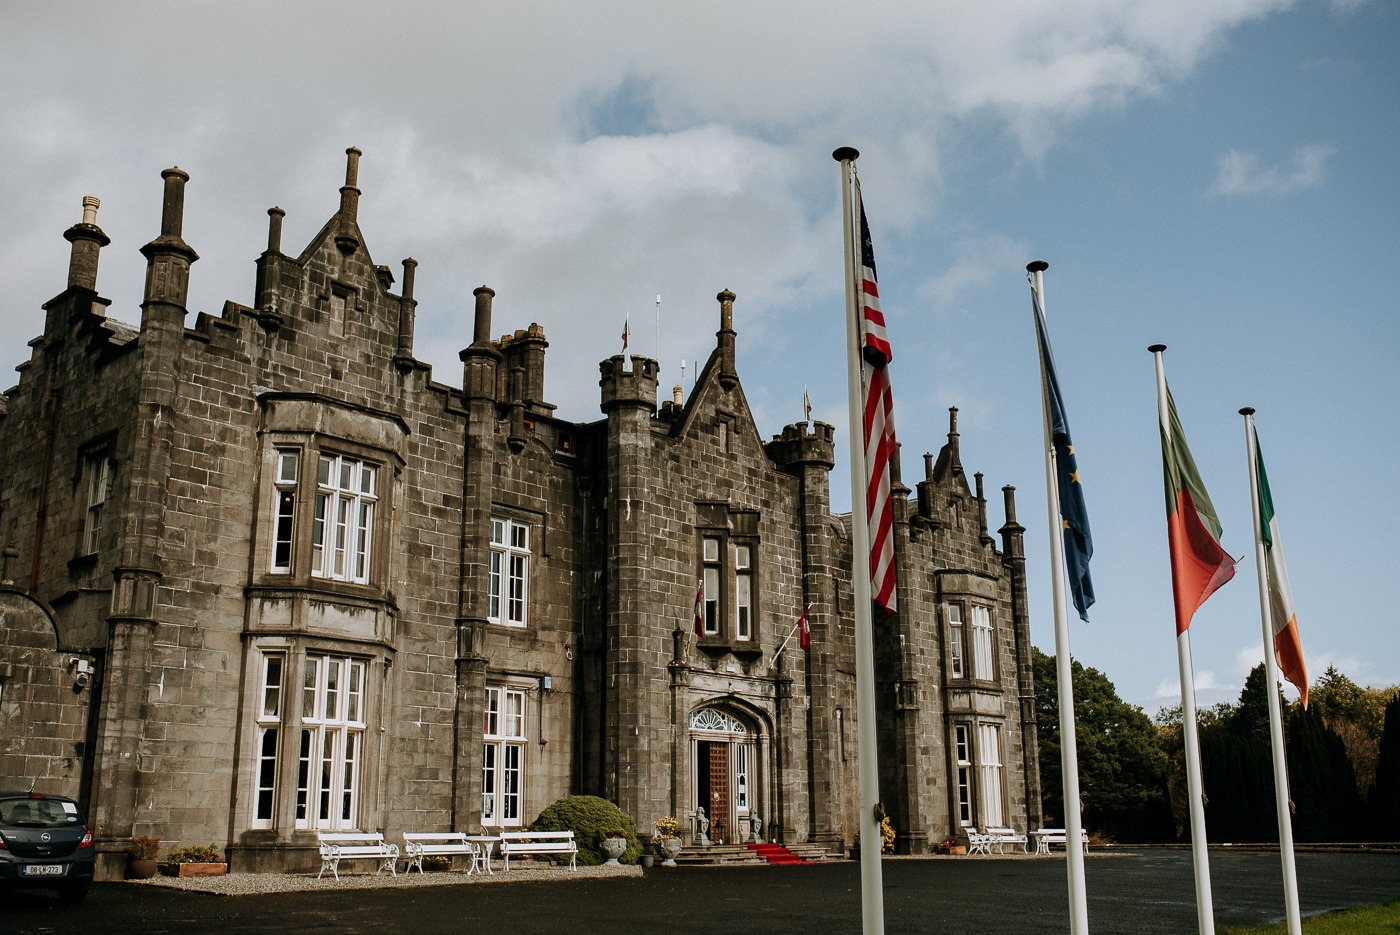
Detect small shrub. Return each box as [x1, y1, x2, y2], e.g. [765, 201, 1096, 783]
[880, 816, 896, 854]
[531, 795, 642, 865]
[128, 835, 161, 860]
[655, 816, 680, 838]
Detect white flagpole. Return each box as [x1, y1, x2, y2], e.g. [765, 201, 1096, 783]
[770, 609, 808, 668]
[1028, 261, 1090, 935]
[834, 145, 885, 935]
[655, 293, 661, 364]
[1151, 345, 1215, 935]
[1240, 408, 1303, 935]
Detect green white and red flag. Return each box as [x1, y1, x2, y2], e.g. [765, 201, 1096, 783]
[1253, 436, 1309, 708]
[1159, 384, 1236, 634]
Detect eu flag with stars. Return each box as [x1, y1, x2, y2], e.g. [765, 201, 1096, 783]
[1033, 288, 1095, 621]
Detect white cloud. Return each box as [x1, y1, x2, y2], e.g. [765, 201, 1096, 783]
[1211, 144, 1337, 197]
[0, 0, 1303, 415]
[918, 235, 1030, 313]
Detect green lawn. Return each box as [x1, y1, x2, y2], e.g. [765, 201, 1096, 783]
[1220, 898, 1400, 934]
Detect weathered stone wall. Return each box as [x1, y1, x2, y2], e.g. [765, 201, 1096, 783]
[0, 590, 93, 797]
[0, 152, 1036, 875]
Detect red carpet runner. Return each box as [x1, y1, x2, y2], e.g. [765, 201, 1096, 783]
[747, 842, 805, 865]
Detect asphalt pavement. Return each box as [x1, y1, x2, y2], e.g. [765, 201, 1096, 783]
[6, 850, 1399, 934]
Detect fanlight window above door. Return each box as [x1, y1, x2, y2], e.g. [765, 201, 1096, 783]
[691, 709, 748, 734]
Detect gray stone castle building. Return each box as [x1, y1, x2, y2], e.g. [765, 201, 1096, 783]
[0, 149, 1039, 879]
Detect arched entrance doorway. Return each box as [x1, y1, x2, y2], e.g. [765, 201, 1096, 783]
[690, 707, 756, 845]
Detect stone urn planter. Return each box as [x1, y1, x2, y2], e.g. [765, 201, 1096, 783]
[127, 858, 159, 880]
[656, 837, 683, 867]
[127, 834, 161, 880]
[600, 836, 627, 865]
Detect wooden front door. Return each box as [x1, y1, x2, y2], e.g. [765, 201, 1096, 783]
[703, 741, 730, 843]
[711, 739, 733, 845]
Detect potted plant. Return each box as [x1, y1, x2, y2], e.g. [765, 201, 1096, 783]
[599, 829, 631, 865]
[654, 816, 682, 866]
[127, 834, 161, 879]
[160, 843, 227, 877]
[421, 855, 451, 872]
[941, 835, 966, 856]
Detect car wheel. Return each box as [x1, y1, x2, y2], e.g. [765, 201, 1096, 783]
[59, 884, 90, 904]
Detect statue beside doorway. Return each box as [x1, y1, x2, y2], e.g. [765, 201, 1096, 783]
[694, 807, 711, 846]
[749, 811, 764, 844]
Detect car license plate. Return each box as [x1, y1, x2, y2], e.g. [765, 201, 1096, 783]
[22, 864, 65, 876]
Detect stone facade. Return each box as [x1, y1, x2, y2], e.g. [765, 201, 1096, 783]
[0, 149, 1038, 879]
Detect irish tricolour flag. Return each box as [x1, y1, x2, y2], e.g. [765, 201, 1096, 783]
[1254, 436, 1309, 708]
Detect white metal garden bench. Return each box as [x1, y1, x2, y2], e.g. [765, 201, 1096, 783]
[1031, 828, 1089, 855]
[986, 827, 1029, 854]
[316, 831, 399, 880]
[498, 830, 578, 870]
[966, 828, 995, 857]
[402, 832, 488, 875]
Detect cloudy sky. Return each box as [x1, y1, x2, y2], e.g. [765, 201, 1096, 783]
[3, 0, 1396, 712]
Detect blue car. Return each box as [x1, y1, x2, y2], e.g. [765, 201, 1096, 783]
[0, 792, 94, 903]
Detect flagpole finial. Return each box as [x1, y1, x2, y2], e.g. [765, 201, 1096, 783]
[1026, 260, 1048, 273]
[832, 146, 860, 162]
[1148, 343, 1167, 353]
[1239, 407, 1255, 416]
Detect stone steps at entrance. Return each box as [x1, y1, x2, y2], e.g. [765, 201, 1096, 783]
[674, 842, 843, 867]
[674, 844, 767, 866]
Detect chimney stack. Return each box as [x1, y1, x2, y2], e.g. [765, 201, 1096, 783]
[64, 195, 110, 292]
[335, 147, 362, 255]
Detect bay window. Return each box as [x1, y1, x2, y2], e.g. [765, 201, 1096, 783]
[312, 454, 377, 584]
[970, 605, 995, 680]
[483, 685, 527, 827]
[295, 653, 366, 830]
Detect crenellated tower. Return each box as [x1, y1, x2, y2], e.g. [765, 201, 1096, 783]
[598, 351, 660, 820]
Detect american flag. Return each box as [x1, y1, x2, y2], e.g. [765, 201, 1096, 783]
[856, 181, 897, 616]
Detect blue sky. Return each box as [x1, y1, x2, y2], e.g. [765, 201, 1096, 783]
[2, 0, 1395, 712]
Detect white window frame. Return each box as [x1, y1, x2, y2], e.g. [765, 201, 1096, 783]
[482, 685, 527, 827]
[252, 653, 285, 829]
[271, 451, 299, 573]
[488, 519, 530, 627]
[311, 453, 377, 584]
[701, 536, 721, 635]
[955, 724, 973, 826]
[82, 452, 111, 556]
[970, 605, 995, 681]
[295, 654, 367, 831]
[947, 604, 965, 679]
[976, 723, 1004, 828]
[735, 743, 750, 814]
[734, 544, 753, 641]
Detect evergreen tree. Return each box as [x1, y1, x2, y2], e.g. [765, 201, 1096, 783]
[1310, 665, 1397, 797]
[1370, 695, 1400, 840]
[1286, 703, 1365, 841]
[1198, 665, 1278, 842]
[1032, 647, 1172, 842]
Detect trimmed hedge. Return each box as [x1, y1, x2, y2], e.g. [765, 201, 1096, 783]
[531, 795, 643, 865]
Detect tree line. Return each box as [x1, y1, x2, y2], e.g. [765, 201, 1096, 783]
[1032, 648, 1400, 843]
